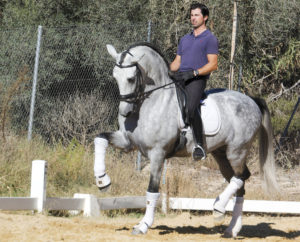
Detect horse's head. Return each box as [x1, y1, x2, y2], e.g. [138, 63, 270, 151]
[107, 44, 157, 117]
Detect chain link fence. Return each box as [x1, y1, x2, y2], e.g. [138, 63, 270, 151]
[1, 26, 36, 138]
[1, 22, 231, 145]
[0, 23, 157, 145]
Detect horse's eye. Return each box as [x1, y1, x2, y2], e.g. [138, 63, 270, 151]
[128, 77, 135, 83]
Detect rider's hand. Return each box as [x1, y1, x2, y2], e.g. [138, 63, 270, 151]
[169, 70, 195, 82]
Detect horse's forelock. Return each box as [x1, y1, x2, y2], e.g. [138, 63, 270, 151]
[118, 49, 134, 66]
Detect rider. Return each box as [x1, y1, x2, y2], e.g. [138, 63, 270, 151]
[170, 2, 219, 161]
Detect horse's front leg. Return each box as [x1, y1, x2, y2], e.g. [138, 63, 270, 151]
[132, 149, 165, 235]
[94, 131, 132, 191]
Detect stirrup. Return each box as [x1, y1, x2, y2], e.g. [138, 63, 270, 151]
[192, 145, 206, 161]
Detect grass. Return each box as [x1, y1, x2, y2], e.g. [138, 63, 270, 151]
[269, 94, 300, 135]
[0, 133, 150, 198]
[1, 130, 299, 202]
[0, 133, 221, 199]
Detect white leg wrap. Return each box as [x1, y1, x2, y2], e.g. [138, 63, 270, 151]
[214, 177, 244, 214]
[94, 137, 108, 176]
[225, 197, 244, 238]
[134, 192, 160, 234]
[94, 138, 111, 190]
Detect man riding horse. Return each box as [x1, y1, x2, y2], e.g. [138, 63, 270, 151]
[94, 2, 278, 238]
[170, 2, 218, 161]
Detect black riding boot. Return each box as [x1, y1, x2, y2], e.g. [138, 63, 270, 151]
[190, 108, 206, 161]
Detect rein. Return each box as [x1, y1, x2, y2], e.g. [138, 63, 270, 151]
[115, 62, 179, 104]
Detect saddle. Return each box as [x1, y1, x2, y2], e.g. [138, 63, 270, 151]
[175, 85, 221, 135]
[166, 86, 222, 158]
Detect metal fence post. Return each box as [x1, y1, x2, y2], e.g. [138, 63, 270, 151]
[136, 151, 141, 171]
[28, 25, 42, 141]
[238, 65, 242, 92]
[147, 20, 152, 43]
[136, 20, 152, 171]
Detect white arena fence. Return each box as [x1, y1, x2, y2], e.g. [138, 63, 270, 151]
[0, 160, 300, 216]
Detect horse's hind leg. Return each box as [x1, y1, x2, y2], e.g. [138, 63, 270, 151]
[211, 148, 234, 225]
[94, 131, 132, 191]
[212, 147, 250, 238]
[223, 164, 250, 238]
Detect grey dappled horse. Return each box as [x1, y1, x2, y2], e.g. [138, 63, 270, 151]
[94, 42, 278, 238]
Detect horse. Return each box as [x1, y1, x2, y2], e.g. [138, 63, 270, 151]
[93, 42, 278, 238]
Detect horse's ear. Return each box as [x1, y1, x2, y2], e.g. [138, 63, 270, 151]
[106, 44, 118, 60]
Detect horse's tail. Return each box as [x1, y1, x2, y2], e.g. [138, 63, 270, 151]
[252, 97, 279, 195]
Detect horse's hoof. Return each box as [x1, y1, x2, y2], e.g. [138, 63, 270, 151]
[223, 230, 233, 238]
[131, 228, 143, 235]
[132, 222, 148, 235]
[224, 228, 238, 238]
[213, 209, 225, 225]
[95, 174, 111, 192]
[223, 217, 242, 238]
[98, 183, 111, 193]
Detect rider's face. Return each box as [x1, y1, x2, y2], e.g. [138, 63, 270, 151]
[190, 8, 207, 29]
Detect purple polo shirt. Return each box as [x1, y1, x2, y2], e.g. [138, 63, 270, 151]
[177, 29, 219, 75]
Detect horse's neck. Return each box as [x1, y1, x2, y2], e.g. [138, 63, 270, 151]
[137, 86, 179, 148]
[143, 58, 177, 114]
[142, 81, 178, 123]
[141, 48, 168, 87]
[145, 61, 169, 88]
[138, 48, 179, 125]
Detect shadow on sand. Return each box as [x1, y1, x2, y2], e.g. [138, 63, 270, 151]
[151, 223, 300, 240]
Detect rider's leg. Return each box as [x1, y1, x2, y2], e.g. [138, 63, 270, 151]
[190, 108, 206, 160]
[185, 78, 207, 160]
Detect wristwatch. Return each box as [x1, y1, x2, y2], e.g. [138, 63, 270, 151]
[194, 69, 199, 76]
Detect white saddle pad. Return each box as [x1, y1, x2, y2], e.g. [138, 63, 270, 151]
[201, 96, 221, 135]
[178, 95, 221, 136]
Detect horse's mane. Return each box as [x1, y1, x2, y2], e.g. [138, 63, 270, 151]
[127, 42, 170, 70]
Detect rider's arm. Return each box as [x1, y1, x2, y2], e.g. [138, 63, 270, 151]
[194, 54, 218, 76]
[170, 55, 181, 72]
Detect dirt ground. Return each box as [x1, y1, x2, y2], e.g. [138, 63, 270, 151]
[1, 165, 299, 242]
[0, 211, 300, 242]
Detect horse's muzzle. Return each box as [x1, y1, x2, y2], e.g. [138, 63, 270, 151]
[119, 102, 133, 117]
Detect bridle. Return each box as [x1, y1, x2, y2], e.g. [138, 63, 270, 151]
[115, 62, 148, 104]
[115, 51, 178, 105]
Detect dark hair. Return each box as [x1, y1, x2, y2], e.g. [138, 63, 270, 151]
[190, 2, 209, 25]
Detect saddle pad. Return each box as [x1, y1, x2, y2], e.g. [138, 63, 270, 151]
[201, 97, 221, 135]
